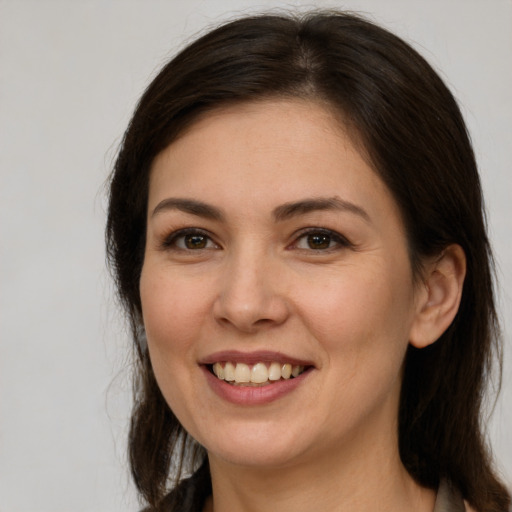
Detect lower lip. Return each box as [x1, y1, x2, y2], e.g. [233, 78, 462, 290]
[202, 366, 312, 406]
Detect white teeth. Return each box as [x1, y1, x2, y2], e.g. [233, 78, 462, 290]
[234, 363, 251, 383]
[212, 361, 306, 384]
[268, 362, 282, 381]
[212, 362, 224, 379]
[251, 362, 269, 383]
[224, 362, 235, 381]
[281, 363, 292, 379]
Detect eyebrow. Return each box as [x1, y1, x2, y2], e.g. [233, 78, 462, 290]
[272, 197, 371, 223]
[151, 198, 224, 220]
[151, 196, 370, 223]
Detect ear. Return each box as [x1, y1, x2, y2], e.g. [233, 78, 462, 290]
[409, 244, 466, 349]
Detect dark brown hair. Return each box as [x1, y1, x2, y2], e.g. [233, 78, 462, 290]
[106, 11, 510, 511]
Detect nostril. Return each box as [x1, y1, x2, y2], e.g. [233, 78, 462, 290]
[254, 318, 273, 325]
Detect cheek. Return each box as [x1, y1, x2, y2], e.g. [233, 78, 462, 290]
[306, 266, 407, 320]
[139, 267, 210, 429]
[140, 266, 213, 353]
[294, 260, 415, 367]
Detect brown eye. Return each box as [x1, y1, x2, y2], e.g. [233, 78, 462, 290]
[292, 229, 351, 252]
[184, 234, 208, 249]
[306, 233, 332, 250]
[162, 229, 219, 251]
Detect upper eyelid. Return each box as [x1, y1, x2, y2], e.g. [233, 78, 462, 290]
[288, 227, 353, 252]
[292, 227, 351, 242]
[161, 227, 219, 248]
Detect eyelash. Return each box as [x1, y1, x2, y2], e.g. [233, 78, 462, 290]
[161, 228, 219, 251]
[160, 227, 352, 253]
[291, 228, 353, 252]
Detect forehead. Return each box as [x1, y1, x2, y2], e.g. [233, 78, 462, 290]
[148, 99, 397, 223]
[152, 99, 357, 171]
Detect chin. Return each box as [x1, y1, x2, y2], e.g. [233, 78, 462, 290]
[209, 444, 304, 470]
[199, 421, 310, 469]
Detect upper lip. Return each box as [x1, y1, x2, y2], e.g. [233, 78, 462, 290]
[199, 350, 315, 367]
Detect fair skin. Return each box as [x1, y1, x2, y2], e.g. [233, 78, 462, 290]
[140, 100, 466, 512]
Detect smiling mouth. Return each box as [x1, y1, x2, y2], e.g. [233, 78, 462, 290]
[209, 361, 308, 387]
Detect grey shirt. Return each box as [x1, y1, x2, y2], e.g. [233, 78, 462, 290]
[435, 480, 466, 512]
[147, 473, 468, 511]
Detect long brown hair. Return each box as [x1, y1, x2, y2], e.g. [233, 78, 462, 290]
[106, 11, 510, 511]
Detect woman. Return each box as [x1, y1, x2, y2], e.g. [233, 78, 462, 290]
[106, 11, 511, 512]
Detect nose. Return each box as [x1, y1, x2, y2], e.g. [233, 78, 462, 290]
[212, 249, 290, 333]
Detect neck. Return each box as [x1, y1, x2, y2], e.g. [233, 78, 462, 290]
[204, 420, 435, 512]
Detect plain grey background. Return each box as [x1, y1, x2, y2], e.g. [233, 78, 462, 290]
[1, 1, 510, 510]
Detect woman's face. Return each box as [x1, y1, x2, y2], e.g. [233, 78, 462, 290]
[140, 100, 423, 469]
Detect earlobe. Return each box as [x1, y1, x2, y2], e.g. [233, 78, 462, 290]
[409, 244, 466, 349]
